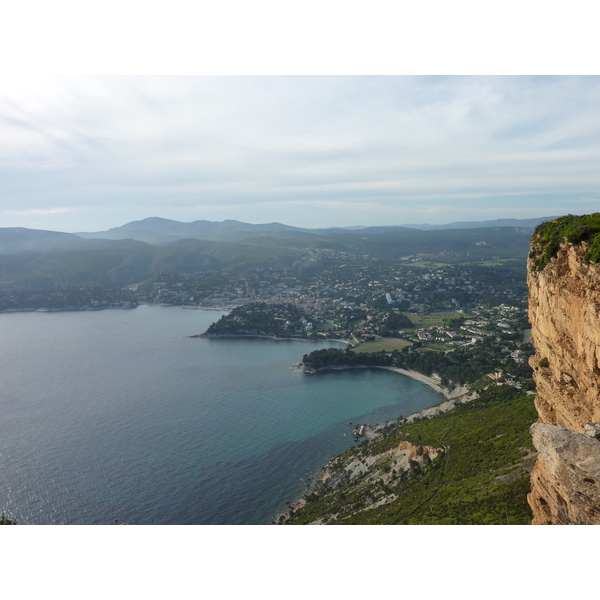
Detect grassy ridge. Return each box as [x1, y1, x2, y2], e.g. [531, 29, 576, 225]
[286, 386, 538, 525]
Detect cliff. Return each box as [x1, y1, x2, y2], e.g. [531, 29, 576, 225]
[528, 221, 600, 524]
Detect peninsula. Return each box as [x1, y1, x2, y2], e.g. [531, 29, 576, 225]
[195, 302, 347, 341]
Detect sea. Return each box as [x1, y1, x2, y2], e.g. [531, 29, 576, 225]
[0, 305, 443, 525]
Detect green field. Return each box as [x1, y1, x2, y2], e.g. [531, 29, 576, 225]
[420, 342, 452, 351]
[315, 322, 336, 331]
[351, 338, 413, 353]
[403, 310, 464, 327]
[461, 259, 519, 266]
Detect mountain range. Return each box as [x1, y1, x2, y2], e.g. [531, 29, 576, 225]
[75, 215, 556, 244]
[397, 217, 561, 230]
[0, 216, 555, 291]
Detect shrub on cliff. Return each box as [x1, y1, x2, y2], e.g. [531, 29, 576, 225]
[531, 213, 600, 270]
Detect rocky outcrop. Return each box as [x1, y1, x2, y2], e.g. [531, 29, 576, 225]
[279, 439, 443, 524]
[528, 240, 600, 523]
[528, 423, 600, 524]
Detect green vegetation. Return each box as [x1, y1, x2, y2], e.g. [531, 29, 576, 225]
[303, 338, 534, 388]
[469, 375, 497, 393]
[285, 386, 538, 525]
[1, 222, 532, 297]
[531, 213, 600, 270]
[204, 303, 314, 338]
[302, 348, 393, 369]
[404, 311, 463, 327]
[397, 339, 533, 388]
[351, 338, 412, 353]
[538, 357, 549, 368]
[0, 513, 17, 525]
[314, 322, 336, 331]
[377, 310, 414, 334]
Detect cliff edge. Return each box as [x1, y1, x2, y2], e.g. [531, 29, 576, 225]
[527, 216, 600, 524]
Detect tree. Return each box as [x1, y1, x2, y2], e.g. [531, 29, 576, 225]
[0, 512, 17, 525]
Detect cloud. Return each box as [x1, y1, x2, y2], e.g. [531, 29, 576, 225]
[1, 207, 75, 217]
[1, 76, 600, 230]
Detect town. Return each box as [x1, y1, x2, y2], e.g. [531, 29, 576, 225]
[0, 258, 534, 390]
[182, 260, 533, 391]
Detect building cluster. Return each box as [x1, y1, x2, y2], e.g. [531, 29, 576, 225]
[1, 257, 529, 339]
[140, 261, 526, 314]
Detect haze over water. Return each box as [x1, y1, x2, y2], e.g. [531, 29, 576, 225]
[0, 306, 442, 524]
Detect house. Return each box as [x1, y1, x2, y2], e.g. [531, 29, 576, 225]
[511, 349, 525, 364]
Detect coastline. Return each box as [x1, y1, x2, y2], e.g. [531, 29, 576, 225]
[375, 366, 466, 401]
[303, 363, 475, 416]
[276, 364, 477, 524]
[302, 363, 458, 399]
[0, 304, 232, 316]
[0, 305, 140, 314]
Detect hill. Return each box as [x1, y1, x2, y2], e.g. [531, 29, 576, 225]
[401, 216, 559, 230]
[0, 218, 533, 292]
[283, 386, 538, 525]
[76, 217, 310, 244]
[0, 228, 87, 254]
[75, 216, 557, 243]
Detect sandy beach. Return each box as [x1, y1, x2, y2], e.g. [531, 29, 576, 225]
[375, 366, 463, 399]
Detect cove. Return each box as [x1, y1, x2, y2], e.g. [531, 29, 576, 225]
[0, 306, 443, 524]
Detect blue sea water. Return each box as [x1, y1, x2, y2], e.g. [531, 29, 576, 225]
[0, 305, 443, 524]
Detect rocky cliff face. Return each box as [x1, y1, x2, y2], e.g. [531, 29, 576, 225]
[528, 241, 600, 524]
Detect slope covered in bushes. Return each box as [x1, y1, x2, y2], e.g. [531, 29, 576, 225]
[285, 386, 538, 525]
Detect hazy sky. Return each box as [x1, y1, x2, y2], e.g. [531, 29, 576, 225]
[1, 75, 600, 232]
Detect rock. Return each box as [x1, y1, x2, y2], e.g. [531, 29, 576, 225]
[584, 422, 600, 440]
[528, 423, 600, 525]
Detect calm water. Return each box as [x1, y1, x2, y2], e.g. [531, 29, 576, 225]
[0, 306, 442, 524]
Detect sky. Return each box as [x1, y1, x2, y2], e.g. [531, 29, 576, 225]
[1, 75, 600, 232]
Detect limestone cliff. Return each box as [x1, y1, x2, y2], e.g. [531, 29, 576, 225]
[528, 233, 600, 524]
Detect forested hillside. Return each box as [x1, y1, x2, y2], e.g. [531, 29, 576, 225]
[0, 222, 532, 292]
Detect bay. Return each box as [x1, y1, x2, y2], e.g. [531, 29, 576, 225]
[0, 305, 443, 524]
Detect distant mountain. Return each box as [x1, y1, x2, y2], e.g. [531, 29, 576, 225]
[0, 227, 87, 255]
[75, 216, 560, 245]
[400, 217, 559, 230]
[76, 217, 310, 244]
[0, 227, 310, 291]
[1, 218, 536, 292]
[335, 226, 368, 231]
